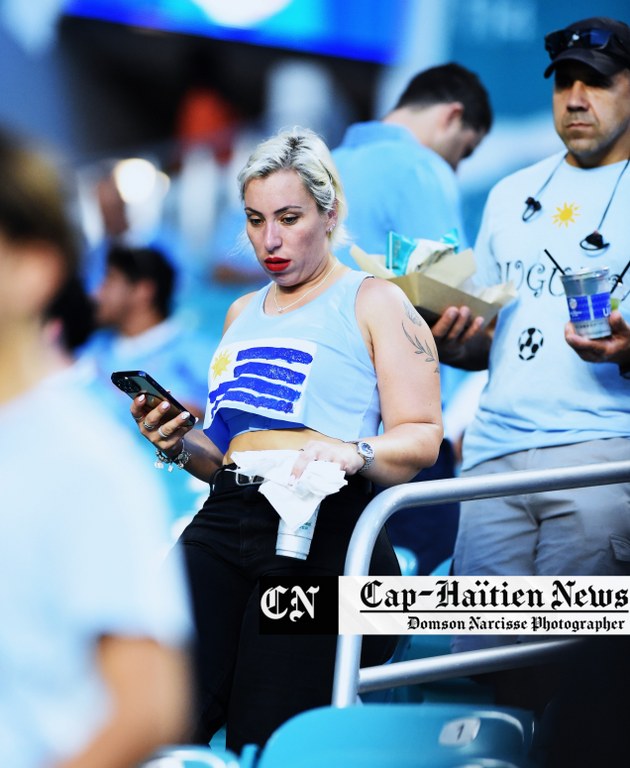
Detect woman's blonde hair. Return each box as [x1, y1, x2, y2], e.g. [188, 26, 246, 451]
[237, 126, 348, 248]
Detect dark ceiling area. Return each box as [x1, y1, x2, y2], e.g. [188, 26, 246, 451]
[57, 15, 382, 163]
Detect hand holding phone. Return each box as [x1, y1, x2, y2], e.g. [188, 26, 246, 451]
[111, 370, 196, 427]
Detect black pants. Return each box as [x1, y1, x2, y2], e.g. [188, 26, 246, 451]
[178, 467, 400, 752]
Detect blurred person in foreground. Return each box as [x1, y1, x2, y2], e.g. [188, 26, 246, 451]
[332, 62, 493, 574]
[129, 126, 443, 751]
[0, 128, 193, 768]
[431, 16, 630, 705]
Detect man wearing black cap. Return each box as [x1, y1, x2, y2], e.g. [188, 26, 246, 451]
[543, 16, 630, 79]
[430, 16, 630, 697]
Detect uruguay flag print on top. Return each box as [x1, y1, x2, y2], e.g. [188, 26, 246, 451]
[207, 338, 316, 425]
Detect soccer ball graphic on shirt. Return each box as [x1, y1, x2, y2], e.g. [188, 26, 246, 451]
[518, 327, 544, 361]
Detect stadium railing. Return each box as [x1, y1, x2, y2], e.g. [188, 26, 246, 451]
[333, 458, 630, 706]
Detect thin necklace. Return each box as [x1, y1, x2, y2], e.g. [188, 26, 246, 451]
[523, 152, 630, 253]
[272, 261, 338, 313]
[579, 155, 630, 252]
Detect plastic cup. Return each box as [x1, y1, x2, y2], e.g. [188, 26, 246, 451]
[276, 507, 319, 560]
[560, 267, 612, 339]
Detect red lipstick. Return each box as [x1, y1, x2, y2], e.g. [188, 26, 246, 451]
[265, 258, 290, 272]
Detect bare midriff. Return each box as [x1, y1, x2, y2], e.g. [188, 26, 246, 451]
[224, 427, 342, 465]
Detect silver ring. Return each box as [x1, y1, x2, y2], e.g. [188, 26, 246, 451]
[143, 421, 155, 431]
[133, 415, 143, 423]
[158, 426, 168, 439]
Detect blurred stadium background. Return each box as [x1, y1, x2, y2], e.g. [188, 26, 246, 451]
[0, 0, 625, 247]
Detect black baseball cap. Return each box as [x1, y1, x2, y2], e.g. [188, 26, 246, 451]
[544, 17, 630, 78]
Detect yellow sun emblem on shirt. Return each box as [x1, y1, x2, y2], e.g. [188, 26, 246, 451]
[552, 202, 580, 227]
[211, 350, 232, 379]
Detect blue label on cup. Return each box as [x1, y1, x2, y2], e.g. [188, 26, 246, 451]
[567, 291, 611, 322]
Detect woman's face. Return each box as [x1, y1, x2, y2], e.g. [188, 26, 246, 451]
[243, 168, 335, 285]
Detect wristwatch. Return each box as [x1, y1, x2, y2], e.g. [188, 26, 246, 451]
[350, 440, 375, 473]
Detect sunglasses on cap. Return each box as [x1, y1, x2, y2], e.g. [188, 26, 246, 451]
[545, 27, 629, 61]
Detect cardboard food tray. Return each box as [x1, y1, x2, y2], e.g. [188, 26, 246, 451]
[390, 272, 504, 325]
[350, 244, 506, 326]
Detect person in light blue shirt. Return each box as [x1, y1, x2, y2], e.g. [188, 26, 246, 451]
[332, 63, 493, 574]
[432, 16, 630, 715]
[81, 244, 211, 419]
[334, 122, 465, 261]
[80, 244, 215, 527]
[332, 63, 492, 264]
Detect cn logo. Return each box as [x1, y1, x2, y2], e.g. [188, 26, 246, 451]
[260, 584, 320, 622]
[259, 576, 339, 635]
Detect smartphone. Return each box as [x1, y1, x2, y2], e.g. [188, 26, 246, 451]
[111, 370, 196, 427]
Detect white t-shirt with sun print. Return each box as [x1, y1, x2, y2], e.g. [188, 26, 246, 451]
[463, 151, 630, 470]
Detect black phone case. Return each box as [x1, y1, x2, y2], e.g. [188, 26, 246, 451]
[110, 370, 196, 427]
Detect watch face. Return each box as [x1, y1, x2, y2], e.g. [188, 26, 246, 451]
[355, 441, 375, 472]
[357, 441, 375, 459]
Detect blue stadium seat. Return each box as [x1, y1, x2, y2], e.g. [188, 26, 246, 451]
[394, 546, 420, 576]
[136, 744, 242, 768]
[252, 702, 536, 768]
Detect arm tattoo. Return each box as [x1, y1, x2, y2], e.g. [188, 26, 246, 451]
[402, 322, 439, 372]
[400, 297, 438, 371]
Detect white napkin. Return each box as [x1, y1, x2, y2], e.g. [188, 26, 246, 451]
[230, 450, 347, 532]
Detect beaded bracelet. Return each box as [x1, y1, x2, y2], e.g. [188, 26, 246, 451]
[154, 440, 191, 472]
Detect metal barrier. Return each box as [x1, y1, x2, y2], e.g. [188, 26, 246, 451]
[332, 459, 630, 707]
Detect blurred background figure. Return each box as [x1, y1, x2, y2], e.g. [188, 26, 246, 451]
[44, 272, 97, 368]
[82, 243, 210, 421]
[332, 62, 493, 575]
[79, 159, 173, 293]
[333, 62, 492, 262]
[173, 85, 235, 282]
[79, 242, 213, 529]
[80, 164, 130, 294]
[0, 126, 192, 768]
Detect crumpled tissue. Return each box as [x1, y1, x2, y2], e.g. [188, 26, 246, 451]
[230, 449, 347, 531]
